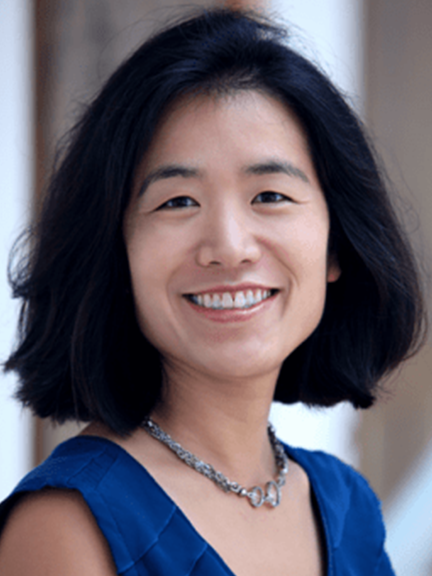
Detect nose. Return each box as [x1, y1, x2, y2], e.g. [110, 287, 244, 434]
[196, 205, 262, 268]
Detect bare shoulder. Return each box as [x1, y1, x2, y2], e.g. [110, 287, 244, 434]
[0, 489, 117, 576]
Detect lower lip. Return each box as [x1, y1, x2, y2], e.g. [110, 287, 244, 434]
[184, 292, 278, 323]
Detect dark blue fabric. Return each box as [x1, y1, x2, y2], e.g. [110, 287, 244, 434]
[0, 436, 395, 575]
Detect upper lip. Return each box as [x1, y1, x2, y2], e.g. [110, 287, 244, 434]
[184, 283, 279, 295]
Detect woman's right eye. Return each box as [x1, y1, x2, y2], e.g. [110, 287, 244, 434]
[157, 196, 198, 210]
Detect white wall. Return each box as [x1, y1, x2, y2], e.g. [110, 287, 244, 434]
[270, 0, 364, 109]
[268, 0, 364, 466]
[384, 440, 432, 576]
[0, 0, 33, 500]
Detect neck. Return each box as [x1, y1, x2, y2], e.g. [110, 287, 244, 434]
[149, 365, 280, 487]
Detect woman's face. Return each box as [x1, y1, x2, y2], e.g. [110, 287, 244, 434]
[124, 91, 340, 383]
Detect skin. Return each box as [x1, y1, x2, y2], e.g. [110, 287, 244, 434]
[0, 90, 340, 576]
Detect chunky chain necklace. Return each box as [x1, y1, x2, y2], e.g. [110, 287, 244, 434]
[142, 417, 288, 508]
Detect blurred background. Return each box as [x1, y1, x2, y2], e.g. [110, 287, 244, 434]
[0, 0, 431, 572]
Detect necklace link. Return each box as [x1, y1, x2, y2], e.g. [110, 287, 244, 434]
[142, 418, 288, 509]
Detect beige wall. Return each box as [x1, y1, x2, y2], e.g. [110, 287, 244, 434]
[360, 0, 432, 503]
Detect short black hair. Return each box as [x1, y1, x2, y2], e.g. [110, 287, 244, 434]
[4, 7, 427, 435]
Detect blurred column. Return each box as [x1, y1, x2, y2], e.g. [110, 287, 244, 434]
[0, 1, 33, 499]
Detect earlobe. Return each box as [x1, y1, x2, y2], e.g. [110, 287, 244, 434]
[327, 257, 341, 283]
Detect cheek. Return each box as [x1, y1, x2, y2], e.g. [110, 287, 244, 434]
[297, 230, 330, 272]
[125, 227, 184, 342]
[127, 258, 169, 353]
[125, 231, 160, 325]
[126, 220, 171, 285]
[269, 214, 330, 275]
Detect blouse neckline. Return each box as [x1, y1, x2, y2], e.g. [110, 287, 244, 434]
[74, 434, 332, 575]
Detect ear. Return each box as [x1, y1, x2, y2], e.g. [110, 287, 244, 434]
[327, 254, 341, 283]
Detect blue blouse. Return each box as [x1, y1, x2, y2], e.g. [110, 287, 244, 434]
[0, 436, 395, 575]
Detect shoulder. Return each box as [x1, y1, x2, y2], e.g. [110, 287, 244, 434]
[0, 489, 117, 575]
[0, 436, 125, 576]
[0, 435, 180, 574]
[286, 445, 387, 551]
[288, 444, 382, 508]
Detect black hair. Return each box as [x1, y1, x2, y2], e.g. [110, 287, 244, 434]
[4, 7, 427, 434]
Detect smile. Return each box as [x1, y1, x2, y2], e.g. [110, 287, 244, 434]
[185, 289, 278, 310]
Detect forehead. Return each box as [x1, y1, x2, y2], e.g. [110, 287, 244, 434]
[133, 89, 319, 190]
[151, 89, 308, 149]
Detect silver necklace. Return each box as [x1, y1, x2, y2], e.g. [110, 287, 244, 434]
[142, 417, 288, 509]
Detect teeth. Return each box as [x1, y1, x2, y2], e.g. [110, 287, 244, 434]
[234, 291, 246, 309]
[190, 289, 274, 310]
[246, 290, 255, 307]
[221, 293, 234, 309]
[212, 294, 222, 309]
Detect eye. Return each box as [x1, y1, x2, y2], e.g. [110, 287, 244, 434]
[157, 196, 199, 210]
[253, 191, 292, 204]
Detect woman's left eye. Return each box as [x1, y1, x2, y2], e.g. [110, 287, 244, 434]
[253, 191, 291, 204]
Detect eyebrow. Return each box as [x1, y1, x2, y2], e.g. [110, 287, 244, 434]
[243, 160, 309, 183]
[138, 158, 309, 196]
[138, 165, 200, 196]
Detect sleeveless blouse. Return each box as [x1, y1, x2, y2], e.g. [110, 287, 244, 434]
[0, 436, 395, 575]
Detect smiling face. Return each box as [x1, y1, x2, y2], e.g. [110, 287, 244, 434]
[124, 90, 340, 384]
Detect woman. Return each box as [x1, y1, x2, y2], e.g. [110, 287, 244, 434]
[0, 7, 426, 575]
